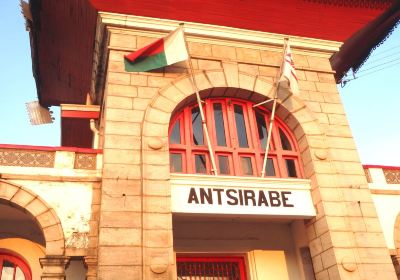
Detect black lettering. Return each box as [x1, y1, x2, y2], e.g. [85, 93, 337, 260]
[282, 191, 294, 207]
[188, 188, 199, 204]
[214, 188, 224, 205]
[200, 188, 213, 204]
[244, 190, 256, 206]
[269, 191, 281, 207]
[258, 190, 269, 206]
[226, 189, 238, 205]
[238, 189, 244, 205]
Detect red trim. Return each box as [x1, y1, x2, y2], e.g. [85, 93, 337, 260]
[91, 0, 388, 42]
[363, 164, 400, 170]
[0, 144, 102, 154]
[0, 249, 32, 280]
[125, 38, 164, 62]
[169, 98, 303, 178]
[61, 110, 100, 119]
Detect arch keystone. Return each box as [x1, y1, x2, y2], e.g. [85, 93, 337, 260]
[238, 72, 256, 92]
[222, 62, 239, 87]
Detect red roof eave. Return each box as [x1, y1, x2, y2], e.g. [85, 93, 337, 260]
[31, 0, 393, 107]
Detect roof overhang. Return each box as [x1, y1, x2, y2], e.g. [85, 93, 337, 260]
[29, 0, 394, 107]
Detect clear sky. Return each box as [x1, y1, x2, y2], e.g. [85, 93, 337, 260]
[0, 1, 399, 166]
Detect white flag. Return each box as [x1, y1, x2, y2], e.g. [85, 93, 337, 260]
[280, 42, 299, 95]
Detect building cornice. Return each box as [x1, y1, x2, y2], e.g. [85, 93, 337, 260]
[98, 12, 342, 53]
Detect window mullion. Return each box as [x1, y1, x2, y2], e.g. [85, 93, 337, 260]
[225, 100, 241, 175]
[169, 97, 303, 178]
[184, 107, 194, 173]
[272, 123, 287, 177]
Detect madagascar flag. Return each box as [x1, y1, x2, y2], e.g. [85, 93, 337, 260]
[124, 27, 189, 72]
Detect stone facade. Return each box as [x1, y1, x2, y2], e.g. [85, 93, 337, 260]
[1, 11, 399, 280]
[89, 14, 397, 280]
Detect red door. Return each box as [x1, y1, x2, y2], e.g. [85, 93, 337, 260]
[177, 256, 247, 280]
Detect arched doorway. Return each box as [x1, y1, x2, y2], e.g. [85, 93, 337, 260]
[0, 249, 32, 280]
[0, 180, 68, 279]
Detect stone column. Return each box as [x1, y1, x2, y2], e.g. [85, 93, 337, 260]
[84, 256, 98, 280]
[40, 256, 70, 280]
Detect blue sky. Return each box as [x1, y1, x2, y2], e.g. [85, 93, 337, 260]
[0, 2, 399, 166]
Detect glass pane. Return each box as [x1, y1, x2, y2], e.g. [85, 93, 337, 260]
[286, 159, 297, 177]
[265, 158, 276, 176]
[15, 267, 26, 280]
[170, 153, 182, 172]
[234, 105, 249, 148]
[218, 155, 230, 175]
[240, 157, 253, 175]
[279, 128, 292, 150]
[213, 103, 227, 146]
[192, 107, 204, 145]
[169, 120, 181, 144]
[1, 261, 15, 280]
[255, 111, 268, 149]
[195, 154, 207, 173]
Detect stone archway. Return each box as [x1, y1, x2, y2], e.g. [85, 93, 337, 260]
[142, 68, 326, 175]
[0, 179, 65, 255]
[0, 179, 69, 279]
[140, 67, 326, 276]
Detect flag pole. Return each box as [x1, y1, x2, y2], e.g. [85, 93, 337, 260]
[179, 23, 218, 175]
[260, 38, 288, 177]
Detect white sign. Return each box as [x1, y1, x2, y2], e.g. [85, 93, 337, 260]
[171, 174, 316, 219]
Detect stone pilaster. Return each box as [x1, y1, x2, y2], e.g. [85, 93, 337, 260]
[40, 256, 69, 280]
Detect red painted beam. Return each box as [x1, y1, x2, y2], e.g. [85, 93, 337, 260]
[61, 110, 100, 119]
[363, 164, 400, 170]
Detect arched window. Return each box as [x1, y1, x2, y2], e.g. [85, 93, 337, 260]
[0, 250, 32, 280]
[169, 98, 303, 178]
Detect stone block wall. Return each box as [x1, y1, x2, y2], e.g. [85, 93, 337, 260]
[95, 20, 397, 280]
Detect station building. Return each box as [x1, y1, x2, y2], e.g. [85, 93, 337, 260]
[1, 0, 400, 279]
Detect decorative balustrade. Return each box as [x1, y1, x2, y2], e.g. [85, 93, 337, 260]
[364, 165, 400, 185]
[0, 144, 101, 170]
[0, 147, 55, 167]
[383, 168, 400, 184]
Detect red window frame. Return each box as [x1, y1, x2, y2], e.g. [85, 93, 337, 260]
[0, 250, 32, 280]
[177, 256, 247, 280]
[169, 98, 303, 178]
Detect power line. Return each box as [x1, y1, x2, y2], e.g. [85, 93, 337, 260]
[362, 51, 400, 67]
[357, 56, 400, 73]
[368, 45, 400, 58]
[341, 61, 400, 87]
[356, 62, 400, 78]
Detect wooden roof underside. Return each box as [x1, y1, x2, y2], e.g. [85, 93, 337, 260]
[28, 0, 396, 107]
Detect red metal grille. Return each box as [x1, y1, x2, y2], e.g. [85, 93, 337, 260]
[177, 257, 246, 280]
